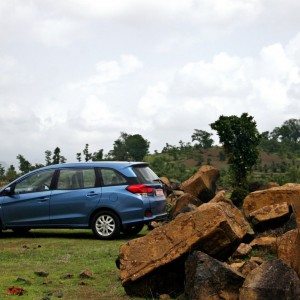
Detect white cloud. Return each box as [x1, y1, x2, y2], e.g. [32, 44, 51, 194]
[1, 0, 300, 166]
[33, 18, 81, 47]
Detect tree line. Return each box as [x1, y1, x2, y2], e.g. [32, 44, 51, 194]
[1, 116, 299, 198]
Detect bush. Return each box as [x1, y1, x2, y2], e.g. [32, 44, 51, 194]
[230, 187, 249, 207]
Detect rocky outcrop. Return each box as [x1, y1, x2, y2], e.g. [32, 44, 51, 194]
[238, 260, 260, 277]
[243, 184, 300, 218]
[119, 201, 252, 297]
[231, 243, 252, 258]
[240, 260, 300, 300]
[249, 202, 290, 225]
[180, 165, 219, 202]
[170, 193, 202, 218]
[277, 229, 300, 278]
[249, 236, 277, 253]
[185, 251, 245, 300]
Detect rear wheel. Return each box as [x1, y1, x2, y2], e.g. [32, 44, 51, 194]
[123, 224, 144, 236]
[92, 211, 121, 240]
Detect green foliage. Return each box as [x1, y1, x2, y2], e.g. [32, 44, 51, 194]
[0, 163, 5, 180]
[272, 118, 300, 146]
[109, 132, 150, 161]
[260, 119, 300, 156]
[16, 154, 32, 174]
[76, 152, 82, 162]
[83, 144, 92, 162]
[230, 187, 249, 207]
[146, 154, 196, 182]
[218, 151, 226, 161]
[211, 113, 261, 188]
[5, 165, 18, 182]
[92, 149, 104, 161]
[191, 129, 214, 149]
[52, 147, 66, 164]
[44, 150, 52, 166]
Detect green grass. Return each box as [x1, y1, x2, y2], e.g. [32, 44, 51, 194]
[0, 229, 146, 299]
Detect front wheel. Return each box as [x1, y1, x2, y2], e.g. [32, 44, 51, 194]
[92, 211, 121, 240]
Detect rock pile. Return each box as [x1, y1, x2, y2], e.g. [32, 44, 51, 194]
[117, 166, 300, 299]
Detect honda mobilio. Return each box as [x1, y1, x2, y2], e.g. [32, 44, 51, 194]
[0, 162, 167, 239]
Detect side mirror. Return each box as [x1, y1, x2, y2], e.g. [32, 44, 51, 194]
[2, 187, 13, 196]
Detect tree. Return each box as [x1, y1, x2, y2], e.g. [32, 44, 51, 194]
[52, 147, 62, 164]
[271, 118, 300, 151]
[191, 129, 214, 149]
[5, 165, 18, 182]
[83, 144, 92, 162]
[109, 132, 150, 161]
[16, 154, 32, 174]
[0, 163, 5, 180]
[45, 150, 52, 166]
[126, 134, 150, 161]
[211, 113, 261, 188]
[92, 149, 103, 161]
[76, 153, 82, 162]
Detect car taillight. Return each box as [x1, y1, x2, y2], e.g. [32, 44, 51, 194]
[126, 184, 154, 195]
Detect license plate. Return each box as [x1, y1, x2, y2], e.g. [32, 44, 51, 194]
[155, 189, 164, 196]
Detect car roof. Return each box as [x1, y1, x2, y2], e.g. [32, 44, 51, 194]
[38, 161, 148, 171]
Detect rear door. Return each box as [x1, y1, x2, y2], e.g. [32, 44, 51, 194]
[50, 168, 101, 226]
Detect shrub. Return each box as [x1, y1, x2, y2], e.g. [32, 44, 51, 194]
[230, 187, 249, 207]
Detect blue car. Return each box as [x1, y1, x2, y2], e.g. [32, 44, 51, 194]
[0, 162, 167, 239]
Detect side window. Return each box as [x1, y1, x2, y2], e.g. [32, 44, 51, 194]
[57, 169, 96, 190]
[14, 170, 55, 194]
[100, 169, 127, 186]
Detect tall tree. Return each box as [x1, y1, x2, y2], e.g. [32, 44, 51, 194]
[92, 149, 104, 161]
[52, 147, 61, 164]
[271, 118, 300, 151]
[211, 113, 261, 188]
[16, 154, 32, 174]
[76, 153, 82, 162]
[109, 132, 150, 161]
[0, 163, 5, 180]
[126, 134, 150, 161]
[83, 144, 92, 162]
[191, 129, 214, 149]
[5, 165, 18, 182]
[45, 150, 52, 166]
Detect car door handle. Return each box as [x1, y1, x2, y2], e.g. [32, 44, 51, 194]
[38, 197, 49, 203]
[86, 192, 99, 197]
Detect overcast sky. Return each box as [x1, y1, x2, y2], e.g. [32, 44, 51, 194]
[1, 0, 300, 166]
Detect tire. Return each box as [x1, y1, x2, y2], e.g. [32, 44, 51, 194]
[123, 224, 144, 236]
[12, 228, 31, 235]
[92, 211, 121, 240]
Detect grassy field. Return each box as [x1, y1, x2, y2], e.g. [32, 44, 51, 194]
[0, 229, 145, 299]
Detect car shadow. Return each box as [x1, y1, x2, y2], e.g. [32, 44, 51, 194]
[0, 229, 146, 241]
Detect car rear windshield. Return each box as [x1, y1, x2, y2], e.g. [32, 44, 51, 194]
[132, 166, 160, 184]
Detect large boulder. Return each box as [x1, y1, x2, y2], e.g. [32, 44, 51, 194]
[277, 229, 300, 278]
[243, 184, 300, 219]
[180, 165, 219, 202]
[249, 236, 277, 253]
[170, 193, 202, 218]
[119, 201, 252, 297]
[185, 251, 245, 300]
[249, 202, 291, 226]
[240, 259, 300, 299]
